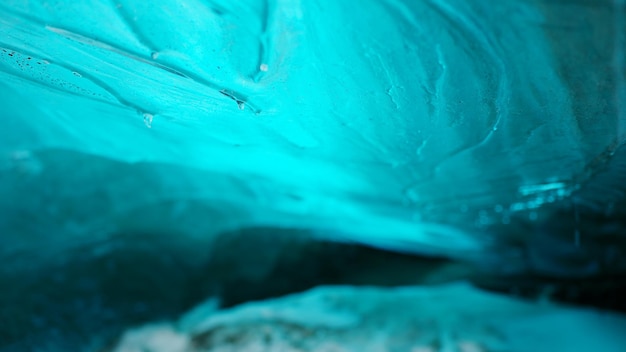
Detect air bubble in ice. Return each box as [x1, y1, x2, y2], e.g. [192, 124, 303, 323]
[143, 113, 154, 128]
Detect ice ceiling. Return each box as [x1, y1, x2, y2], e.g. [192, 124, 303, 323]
[3, 0, 625, 257]
[2, 0, 626, 276]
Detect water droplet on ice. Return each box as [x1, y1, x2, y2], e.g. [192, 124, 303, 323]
[237, 101, 245, 110]
[72, 71, 81, 77]
[259, 63, 268, 72]
[151, 52, 159, 60]
[143, 113, 154, 128]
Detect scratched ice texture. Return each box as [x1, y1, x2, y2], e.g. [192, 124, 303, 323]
[1, 0, 626, 351]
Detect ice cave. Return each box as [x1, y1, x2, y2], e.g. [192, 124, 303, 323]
[1, 0, 626, 351]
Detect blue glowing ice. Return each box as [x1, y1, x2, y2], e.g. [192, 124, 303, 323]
[2, 0, 624, 258]
[1, 0, 626, 350]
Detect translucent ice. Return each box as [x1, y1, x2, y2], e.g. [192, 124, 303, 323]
[2, 0, 624, 257]
[1, 0, 626, 350]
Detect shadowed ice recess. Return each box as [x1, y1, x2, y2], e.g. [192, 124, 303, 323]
[1, 0, 626, 351]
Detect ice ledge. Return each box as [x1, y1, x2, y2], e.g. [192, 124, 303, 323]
[110, 282, 626, 352]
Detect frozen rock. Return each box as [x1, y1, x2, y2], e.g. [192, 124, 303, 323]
[109, 283, 626, 352]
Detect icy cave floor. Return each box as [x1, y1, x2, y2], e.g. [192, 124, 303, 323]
[109, 282, 626, 352]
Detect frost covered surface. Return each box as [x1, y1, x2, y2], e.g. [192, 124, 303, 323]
[110, 283, 626, 352]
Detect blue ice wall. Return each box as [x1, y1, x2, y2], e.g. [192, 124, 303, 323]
[2, 0, 624, 257]
[1, 0, 626, 350]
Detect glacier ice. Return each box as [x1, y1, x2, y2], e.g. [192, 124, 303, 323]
[2, 0, 624, 253]
[1, 0, 626, 350]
